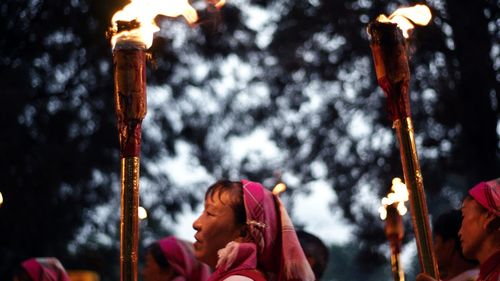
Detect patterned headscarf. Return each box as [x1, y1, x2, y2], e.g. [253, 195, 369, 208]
[469, 177, 500, 216]
[21, 257, 70, 281]
[209, 180, 314, 281]
[157, 236, 211, 281]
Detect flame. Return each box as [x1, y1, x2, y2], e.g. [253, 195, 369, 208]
[273, 182, 287, 196]
[138, 206, 148, 220]
[376, 4, 431, 38]
[111, 0, 199, 49]
[379, 177, 409, 220]
[208, 0, 226, 9]
[0, 191, 3, 207]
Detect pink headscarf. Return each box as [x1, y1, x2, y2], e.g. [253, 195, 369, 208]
[158, 236, 211, 281]
[21, 257, 70, 281]
[469, 177, 500, 216]
[209, 180, 315, 281]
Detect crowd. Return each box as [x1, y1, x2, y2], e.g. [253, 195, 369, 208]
[11, 177, 498, 281]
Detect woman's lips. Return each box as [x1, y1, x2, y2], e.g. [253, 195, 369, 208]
[194, 234, 202, 248]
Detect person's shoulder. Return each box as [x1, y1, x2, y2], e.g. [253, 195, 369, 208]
[222, 275, 254, 281]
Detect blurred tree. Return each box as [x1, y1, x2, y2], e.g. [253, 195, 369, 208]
[0, 0, 497, 280]
[0, 0, 121, 278]
[323, 242, 390, 281]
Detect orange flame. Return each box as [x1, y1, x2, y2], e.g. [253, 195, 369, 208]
[378, 177, 409, 220]
[376, 4, 431, 38]
[208, 0, 226, 9]
[272, 182, 287, 196]
[111, 0, 199, 49]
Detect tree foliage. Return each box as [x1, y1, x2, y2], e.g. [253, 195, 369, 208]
[0, 0, 498, 280]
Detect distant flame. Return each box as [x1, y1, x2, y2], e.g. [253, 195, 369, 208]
[138, 206, 148, 220]
[111, 0, 199, 49]
[273, 182, 287, 196]
[378, 177, 409, 220]
[208, 0, 226, 9]
[376, 4, 431, 38]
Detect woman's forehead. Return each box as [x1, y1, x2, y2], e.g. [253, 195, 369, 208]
[206, 190, 232, 206]
[462, 198, 481, 212]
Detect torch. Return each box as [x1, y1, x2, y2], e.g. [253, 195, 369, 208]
[379, 178, 409, 281]
[109, 1, 202, 281]
[112, 19, 147, 281]
[368, 5, 439, 279]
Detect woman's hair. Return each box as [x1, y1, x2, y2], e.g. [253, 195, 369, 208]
[433, 209, 478, 263]
[464, 195, 488, 213]
[205, 180, 246, 226]
[296, 230, 329, 280]
[12, 266, 32, 281]
[147, 242, 170, 269]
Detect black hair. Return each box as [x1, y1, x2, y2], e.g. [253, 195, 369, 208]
[433, 210, 462, 246]
[12, 266, 32, 281]
[146, 242, 170, 269]
[433, 209, 478, 264]
[205, 180, 246, 226]
[296, 230, 329, 280]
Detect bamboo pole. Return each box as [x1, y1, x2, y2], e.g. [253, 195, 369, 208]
[113, 21, 147, 281]
[368, 21, 439, 280]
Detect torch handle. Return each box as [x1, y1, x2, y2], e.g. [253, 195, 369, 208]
[390, 252, 405, 281]
[120, 157, 140, 281]
[393, 118, 439, 279]
[113, 46, 147, 281]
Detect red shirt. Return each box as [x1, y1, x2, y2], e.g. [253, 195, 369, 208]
[219, 269, 267, 281]
[477, 250, 500, 281]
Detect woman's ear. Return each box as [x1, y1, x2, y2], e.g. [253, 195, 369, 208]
[235, 225, 251, 242]
[484, 212, 500, 232]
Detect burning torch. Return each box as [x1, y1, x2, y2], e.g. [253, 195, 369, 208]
[379, 178, 409, 281]
[109, 1, 199, 281]
[367, 5, 439, 279]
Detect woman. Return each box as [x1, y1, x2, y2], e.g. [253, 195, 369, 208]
[142, 236, 211, 281]
[192, 179, 315, 281]
[13, 257, 70, 281]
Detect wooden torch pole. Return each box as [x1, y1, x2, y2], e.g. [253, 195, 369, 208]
[368, 21, 439, 280]
[113, 20, 147, 281]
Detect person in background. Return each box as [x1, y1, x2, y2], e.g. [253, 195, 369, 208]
[192, 179, 315, 281]
[417, 177, 500, 281]
[12, 257, 70, 281]
[432, 210, 478, 281]
[142, 236, 211, 281]
[296, 230, 329, 281]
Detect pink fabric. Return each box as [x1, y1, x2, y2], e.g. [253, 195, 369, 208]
[158, 236, 211, 281]
[21, 258, 70, 281]
[211, 242, 259, 280]
[469, 178, 500, 216]
[208, 180, 314, 281]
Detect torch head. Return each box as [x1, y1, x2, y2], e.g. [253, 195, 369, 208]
[368, 21, 410, 88]
[385, 204, 404, 243]
[368, 21, 411, 121]
[112, 20, 148, 158]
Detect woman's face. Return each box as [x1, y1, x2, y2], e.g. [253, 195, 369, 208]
[192, 190, 244, 268]
[459, 198, 487, 260]
[141, 251, 174, 281]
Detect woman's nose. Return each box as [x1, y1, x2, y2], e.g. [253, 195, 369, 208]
[193, 215, 201, 231]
